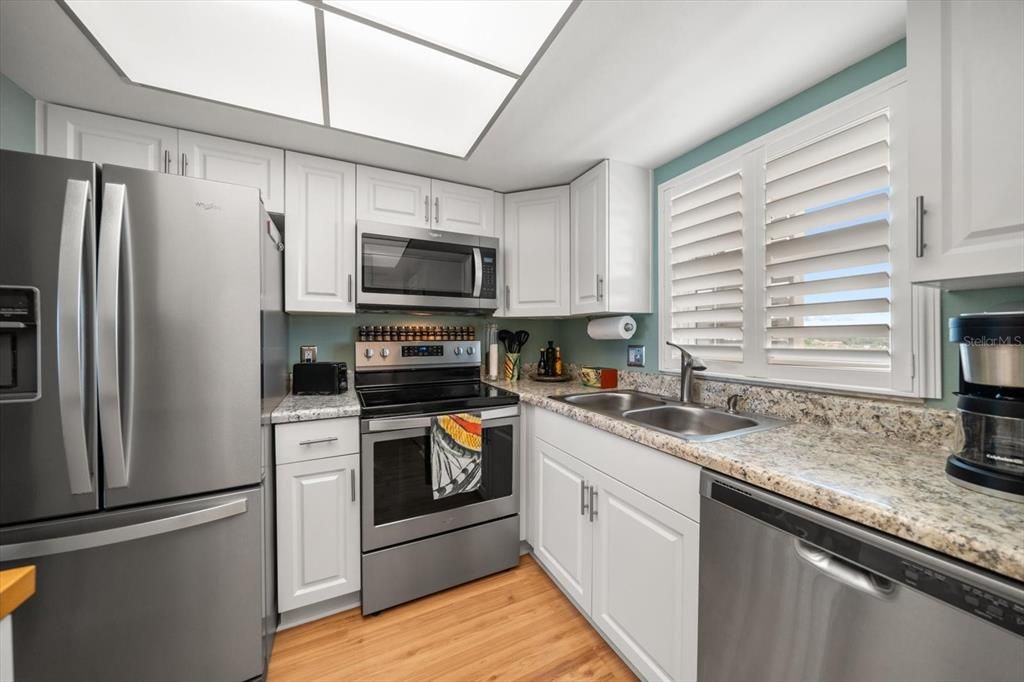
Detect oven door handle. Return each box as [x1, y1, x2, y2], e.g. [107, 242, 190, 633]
[364, 405, 519, 432]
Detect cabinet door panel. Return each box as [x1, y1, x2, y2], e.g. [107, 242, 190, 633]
[276, 455, 360, 612]
[179, 131, 284, 211]
[432, 179, 494, 235]
[908, 1, 1024, 285]
[570, 162, 608, 315]
[46, 104, 177, 172]
[533, 437, 593, 611]
[504, 187, 570, 316]
[591, 469, 699, 682]
[284, 151, 357, 313]
[356, 165, 432, 228]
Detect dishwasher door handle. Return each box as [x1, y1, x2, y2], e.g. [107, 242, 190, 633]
[794, 539, 895, 600]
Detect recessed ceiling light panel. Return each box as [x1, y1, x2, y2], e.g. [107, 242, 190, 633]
[324, 0, 572, 74]
[323, 12, 516, 156]
[65, 0, 324, 124]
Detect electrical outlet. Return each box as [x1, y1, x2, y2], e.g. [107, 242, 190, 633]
[627, 345, 645, 367]
[300, 345, 318, 363]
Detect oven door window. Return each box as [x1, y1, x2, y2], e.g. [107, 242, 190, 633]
[362, 235, 475, 298]
[372, 423, 514, 526]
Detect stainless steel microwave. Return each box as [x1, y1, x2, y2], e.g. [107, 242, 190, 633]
[356, 222, 499, 312]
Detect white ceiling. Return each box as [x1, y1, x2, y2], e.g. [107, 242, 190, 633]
[0, 0, 905, 192]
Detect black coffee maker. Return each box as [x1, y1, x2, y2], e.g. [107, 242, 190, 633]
[947, 310, 1024, 500]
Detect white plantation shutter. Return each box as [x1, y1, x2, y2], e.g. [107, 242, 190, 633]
[762, 111, 893, 369]
[667, 169, 745, 362]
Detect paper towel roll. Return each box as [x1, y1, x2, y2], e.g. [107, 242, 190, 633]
[587, 316, 637, 340]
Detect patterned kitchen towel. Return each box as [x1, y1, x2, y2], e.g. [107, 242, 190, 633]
[431, 412, 483, 500]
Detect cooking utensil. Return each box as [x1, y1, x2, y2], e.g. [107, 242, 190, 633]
[513, 330, 530, 353]
[498, 329, 512, 353]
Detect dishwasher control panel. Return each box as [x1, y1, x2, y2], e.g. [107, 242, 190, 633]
[899, 559, 1024, 635]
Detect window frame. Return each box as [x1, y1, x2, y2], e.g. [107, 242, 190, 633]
[657, 70, 941, 398]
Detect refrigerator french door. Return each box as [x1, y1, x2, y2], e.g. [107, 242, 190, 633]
[0, 150, 276, 681]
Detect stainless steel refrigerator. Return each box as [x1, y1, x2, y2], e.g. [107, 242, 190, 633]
[0, 149, 286, 681]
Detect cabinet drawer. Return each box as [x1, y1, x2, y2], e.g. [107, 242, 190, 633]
[275, 418, 359, 465]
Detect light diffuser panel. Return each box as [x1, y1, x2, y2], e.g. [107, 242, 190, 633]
[323, 11, 516, 156]
[324, 0, 572, 74]
[65, 0, 324, 124]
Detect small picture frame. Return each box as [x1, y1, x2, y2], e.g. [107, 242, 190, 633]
[626, 345, 645, 367]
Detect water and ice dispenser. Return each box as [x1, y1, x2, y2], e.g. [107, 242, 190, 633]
[0, 286, 40, 401]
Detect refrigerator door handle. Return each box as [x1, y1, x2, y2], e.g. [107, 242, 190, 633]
[57, 179, 94, 495]
[0, 498, 247, 562]
[97, 183, 134, 489]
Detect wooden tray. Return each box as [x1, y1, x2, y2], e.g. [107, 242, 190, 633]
[527, 373, 573, 382]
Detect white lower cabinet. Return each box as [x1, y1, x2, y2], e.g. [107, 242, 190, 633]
[530, 409, 700, 682]
[534, 437, 595, 611]
[275, 419, 361, 615]
[590, 468, 699, 682]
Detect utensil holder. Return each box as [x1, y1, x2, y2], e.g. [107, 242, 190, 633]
[503, 353, 521, 382]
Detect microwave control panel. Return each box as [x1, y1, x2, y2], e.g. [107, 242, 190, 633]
[480, 250, 497, 299]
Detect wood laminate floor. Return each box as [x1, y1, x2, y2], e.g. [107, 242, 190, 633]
[268, 554, 637, 682]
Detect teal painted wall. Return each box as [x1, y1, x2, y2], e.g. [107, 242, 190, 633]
[0, 74, 35, 152]
[554, 39, 1021, 409]
[288, 313, 562, 368]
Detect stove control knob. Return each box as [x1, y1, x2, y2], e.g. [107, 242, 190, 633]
[453, 347, 462, 356]
[380, 348, 390, 358]
[364, 348, 375, 359]
[465, 346, 475, 356]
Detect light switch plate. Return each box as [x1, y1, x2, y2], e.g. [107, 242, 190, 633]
[627, 345, 645, 367]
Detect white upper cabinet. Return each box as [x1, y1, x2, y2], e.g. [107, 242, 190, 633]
[908, 0, 1024, 288]
[178, 130, 284, 212]
[503, 186, 571, 317]
[356, 165, 432, 228]
[45, 104, 178, 173]
[356, 165, 495, 235]
[570, 160, 651, 315]
[284, 151, 357, 314]
[431, 180, 495, 236]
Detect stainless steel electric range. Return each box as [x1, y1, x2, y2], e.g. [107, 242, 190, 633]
[355, 340, 520, 614]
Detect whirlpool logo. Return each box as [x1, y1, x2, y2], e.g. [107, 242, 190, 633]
[194, 201, 221, 211]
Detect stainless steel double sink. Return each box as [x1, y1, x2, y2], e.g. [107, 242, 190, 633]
[554, 390, 785, 442]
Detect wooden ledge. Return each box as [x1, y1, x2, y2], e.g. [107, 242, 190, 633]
[0, 566, 36, 619]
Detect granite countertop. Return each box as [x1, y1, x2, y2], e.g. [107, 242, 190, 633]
[488, 376, 1024, 582]
[271, 390, 361, 424]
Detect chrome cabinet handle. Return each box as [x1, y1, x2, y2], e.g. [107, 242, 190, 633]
[505, 284, 511, 310]
[794, 539, 894, 600]
[163, 149, 171, 173]
[580, 480, 589, 516]
[589, 487, 598, 522]
[347, 273, 353, 302]
[596, 274, 603, 301]
[98, 183, 134, 490]
[0, 498, 247, 561]
[181, 152, 188, 176]
[298, 436, 338, 446]
[434, 196, 439, 224]
[424, 195, 430, 223]
[57, 179, 94, 495]
[915, 195, 927, 258]
[350, 468, 357, 502]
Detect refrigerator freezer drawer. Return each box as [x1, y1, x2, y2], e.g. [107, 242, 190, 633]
[0, 487, 264, 682]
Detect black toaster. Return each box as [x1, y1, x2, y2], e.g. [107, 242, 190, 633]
[293, 362, 348, 395]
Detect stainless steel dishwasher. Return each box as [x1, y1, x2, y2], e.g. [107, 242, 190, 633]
[699, 471, 1024, 682]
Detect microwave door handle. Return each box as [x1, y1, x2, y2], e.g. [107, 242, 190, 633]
[472, 247, 483, 297]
